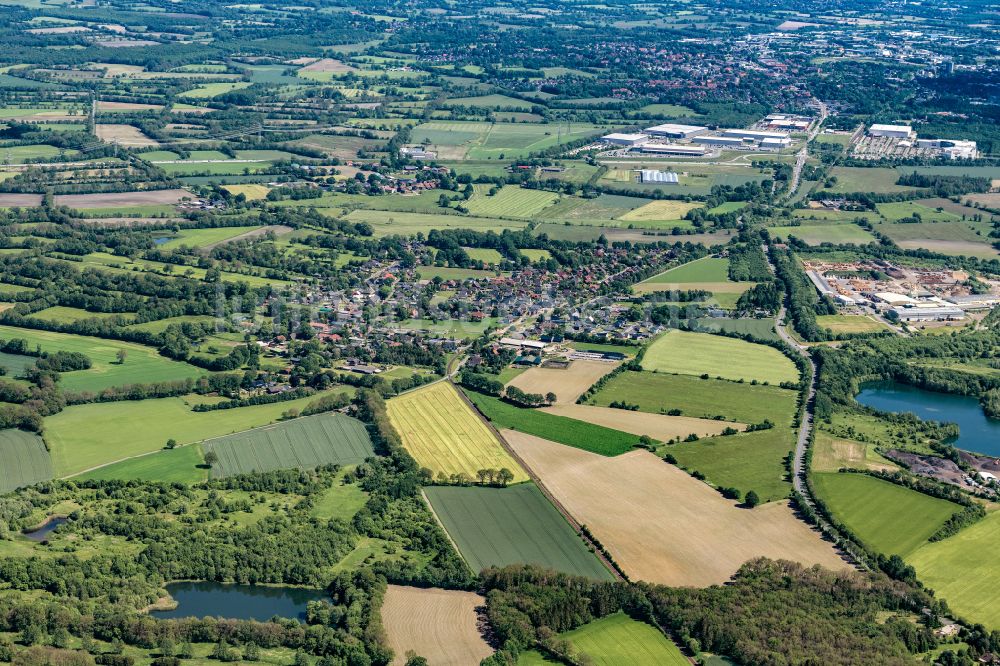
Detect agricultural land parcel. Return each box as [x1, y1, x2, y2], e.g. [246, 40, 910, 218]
[0, 429, 51, 493]
[642, 330, 799, 385]
[517, 613, 689, 666]
[387, 382, 528, 483]
[424, 483, 613, 579]
[633, 256, 752, 307]
[505, 359, 620, 405]
[505, 431, 848, 586]
[381, 585, 493, 666]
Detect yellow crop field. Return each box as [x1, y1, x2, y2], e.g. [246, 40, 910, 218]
[222, 184, 271, 200]
[387, 382, 528, 483]
[619, 200, 703, 221]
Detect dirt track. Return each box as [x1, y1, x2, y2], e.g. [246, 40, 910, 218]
[505, 430, 849, 586]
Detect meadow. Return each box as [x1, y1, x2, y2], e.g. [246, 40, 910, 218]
[0, 429, 51, 493]
[203, 412, 374, 478]
[464, 388, 639, 456]
[825, 167, 921, 194]
[642, 330, 799, 385]
[517, 613, 689, 666]
[159, 225, 264, 250]
[424, 483, 613, 579]
[908, 510, 1000, 629]
[671, 428, 794, 502]
[0, 325, 206, 393]
[341, 209, 528, 236]
[618, 200, 703, 223]
[48, 389, 353, 478]
[811, 472, 960, 557]
[811, 431, 898, 473]
[695, 316, 780, 341]
[640, 256, 729, 284]
[769, 223, 876, 245]
[386, 382, 528, 483]
[464, 186, 560, 218]
[29, 306, 133, 325]
[588, 371, 797, 424]
[76, 445, 206, 484]
[816, 314, 890, 334]
[410, 120, 605, 159]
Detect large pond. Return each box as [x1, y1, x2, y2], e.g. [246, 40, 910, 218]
[150, 582, 327, 622]
[856, 380, 1000, 457]
[23, 517, 67, 542]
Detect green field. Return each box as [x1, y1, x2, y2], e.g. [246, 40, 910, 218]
[76, 444, 206, 484]
[177, 81, 251, 98]
[642, 330, 799, 385]
[877, 201, 960, 222]
[695, 317, 779, 342]
[29, 306, 133, 325]
[127, 315, 218, 334]
[424, 483, 613, 579]
[159, 226, 262, 250]
[47, 389, 353, 477]
[812, 473, 959, 556]
[0, 429, 51, 493]
[0, 325, 206, 393]
[671, 428, 794, 502]
[588, 371, 797, 424]
[341, 209, 528, 236]
[909, 510, 1000, 629]
[464, 186, 560, 218]
[203, 412, 374, 478]
[769, 224, 876, 246]
[410, 121, 605, 160]
[517, 613, 688, 666]
[816, 314, 890, 335]
[706, 201, 748, 215]
[0, 350, 38, 377]
[463, 389, 639, 456]
[639, 256, 730, 284]
[416, 266, 500, 281]
[825, 167, 920, 194]
[462, 247, 503, 264]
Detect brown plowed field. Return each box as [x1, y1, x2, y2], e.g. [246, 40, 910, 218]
[54, 189, 192, 208]
[0, 194, 43, 207]
[540, 404, 743, 440]
[94, 124, 159, 147]
[300, 58, 356, 72]
[382, 585, 492, 665]
[505, 359, 619, 404]
[505, 430, 849, 586]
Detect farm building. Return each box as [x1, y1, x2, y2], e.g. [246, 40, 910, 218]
[868, 124, 913, 139]
[639, 169, 679, 184]
[635, 144, 707, 156]
[644, 123, 708, 139]
[602, 132, 648, 147]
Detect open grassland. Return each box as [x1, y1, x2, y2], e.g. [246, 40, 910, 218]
[76, 444, 206, 484]
[588, 371, 797, 424]
[812, 473, 960, 557]
[506, 359, 619, 405]
[825, 167, 920, 194]
[29, 306, 132, 325]
[387, 382, 528, 483]
[641, 256, 729, 283]
[0, 325, 205, 393]
[769, 223, 876, 245]
[909, 510, 1000, 630]
[425, 483, 613, 579]
[618, 200, 703, 222]
[382, 585, 492, 666]
[127, 315, 217, 334]
[642, 330, 799, 385]
[48, 389, 352, 478]
[410, 120, 605, 159]
[0, 429, 51, 493]
[671, 428, 794, 502]
[341, 208, 528, 236]
[541, 404, 741, 441]
[159, 225, 264, 250]
[695, 316, 780, 341]
[518, 613, 689, 666]
[506, 431, 848, 586]
[464, 389, 638, 456]
[203, 412, 374, 478]
[464, 186, 560, 218]
[73, 251, 290, 289]
[877, 201, 960, 222]
[463, 247, 503, 264]
[221, 184, 271, 200]
[812, 431, 898, 473]
[816, 314, 891, 334]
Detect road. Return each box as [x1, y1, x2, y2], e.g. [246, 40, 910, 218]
[784, 101, 828, 201]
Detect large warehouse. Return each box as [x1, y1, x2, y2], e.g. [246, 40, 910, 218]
[637, 144, 708, 156]
[639, 170, 679, 184]
[869, 124, 914, 139]
[602, 132, 648, 147]
[692, 135, 744, 147]
[644, 123, 708, 139]
[722, 129, 790, 141]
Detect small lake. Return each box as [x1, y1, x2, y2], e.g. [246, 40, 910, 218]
[856, 381, 1000, 457]
[152, 237, 176, 245]
[23, 517, 67, 542]
[150, 582, 328, 622]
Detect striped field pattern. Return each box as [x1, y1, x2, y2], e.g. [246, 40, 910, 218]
[387, 382, 528, 483]
[204, 412, 374, 478]
[0, 429, 52, 493]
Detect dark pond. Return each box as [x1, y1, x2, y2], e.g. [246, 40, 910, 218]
[152, 237, 175, 245]
[23, 517, 67, 542]
[856, 380, 1000, 457]
[150, 582, 327, 622]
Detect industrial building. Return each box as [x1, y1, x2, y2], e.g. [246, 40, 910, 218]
[722, 129, 790, 141]
[763, 114, 811, 131]
[892, 306, 964, 322]
[915, 139, 978, 160]
[400, 146, 437, 160]
[692, 135, 744, 148]
[644, 123, 708, 139]
[868, 124, 914, 139]
[760, 137, 793, 150]
[639, 169, 679, 184]
[602, 132, 648, 147]
[635, 144, 707, 156]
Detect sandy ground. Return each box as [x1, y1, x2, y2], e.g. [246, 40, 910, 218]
[382, 585, 492, 666]
[540, 404, 743, 440]
[506, 359, 619, 404]
[95, 124, 159, 147]
[54, 189, 192, 208]
[505, 430, 850, 586]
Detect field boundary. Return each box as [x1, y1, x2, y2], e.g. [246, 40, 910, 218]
[451, 380, 623, 581]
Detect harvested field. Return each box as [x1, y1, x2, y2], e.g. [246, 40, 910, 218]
[387, 382, 528, 483]
[0, 193, 43, 207]
[540, 404, 742, 440]
[506, 431, 848, 586]
[94, 124, 159, 147]
[618, 200, 703, 222]
[300, 58, 356, 72]
[54, 189, 192, 209]
[505, 359, 619, 404]
[96, 101, 164, 112]
[382, 585, 492, 666]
